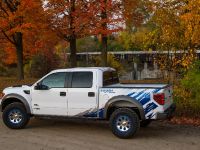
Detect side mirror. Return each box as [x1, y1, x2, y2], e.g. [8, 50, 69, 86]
[34, 83, 49, 90]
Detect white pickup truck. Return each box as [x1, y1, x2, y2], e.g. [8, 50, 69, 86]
[0, 67, 175, 138]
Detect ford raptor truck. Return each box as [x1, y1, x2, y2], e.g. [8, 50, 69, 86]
[0, 67, 176, 138]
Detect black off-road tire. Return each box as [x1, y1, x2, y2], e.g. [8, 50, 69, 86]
[140, 120, 152, 127]
[2, 102, 30, 129]
[109, 108, 140, 139]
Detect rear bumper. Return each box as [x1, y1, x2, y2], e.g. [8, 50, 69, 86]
[156, 103, 176, 120]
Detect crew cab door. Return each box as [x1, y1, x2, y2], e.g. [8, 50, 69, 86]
[31, 72, 69, 116]
[67, 71, 98, 117]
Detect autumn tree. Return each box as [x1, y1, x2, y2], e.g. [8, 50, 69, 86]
[146, 0, 199, 50]
[180, 0, 200, 49]
[123, 0, 147, 32]
[46, 0, 94, 67]
[91, 0, 143, 66]
[0, 0, 47, 79]
[142, 0, 200, 81]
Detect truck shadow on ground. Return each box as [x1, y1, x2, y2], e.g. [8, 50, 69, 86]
[26, 118, 193, 139]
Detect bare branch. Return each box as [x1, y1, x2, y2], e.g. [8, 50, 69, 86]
[0, 4, 9, 16]
[1, 29, 15, 45]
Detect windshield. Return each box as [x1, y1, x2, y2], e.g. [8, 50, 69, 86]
[103, 71, 119, 86]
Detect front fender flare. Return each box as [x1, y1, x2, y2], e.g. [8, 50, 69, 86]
[1, 94, 31, 114]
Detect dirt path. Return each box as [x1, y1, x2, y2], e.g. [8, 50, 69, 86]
[0, 113, 200, 150]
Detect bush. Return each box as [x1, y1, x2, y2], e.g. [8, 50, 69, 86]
[181, 61, 200, 100]
[26, 53, 60, 78]
[0, 64, 8, 76]
[174, 61, 200, 117]
[0, 64, 18, 77]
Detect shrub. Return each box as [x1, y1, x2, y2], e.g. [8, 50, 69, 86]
[174, 61, 200, 117]
[0, 64, 18, 77]
[0, 64, 8, 76]
[26, 53, 60, 78]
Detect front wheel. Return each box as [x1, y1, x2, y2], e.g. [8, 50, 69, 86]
[109, 108, 140, 139]
[2, 102, 30, 129]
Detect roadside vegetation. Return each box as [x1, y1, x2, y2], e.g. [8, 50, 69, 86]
[174, 61, 200, 118]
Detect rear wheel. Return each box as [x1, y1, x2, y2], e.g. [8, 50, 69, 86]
[109, 108, 140, 139]
[2, 102, 30, 129]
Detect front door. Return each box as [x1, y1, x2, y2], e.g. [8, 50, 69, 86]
[32, 72, 69, 116]
[67, 71, 98, 117]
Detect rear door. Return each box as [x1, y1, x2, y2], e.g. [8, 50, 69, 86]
[67, 71, 98, 117]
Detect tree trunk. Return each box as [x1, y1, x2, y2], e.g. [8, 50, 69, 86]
[70, 37, 77, 67]
[101, 35, 108, 66]
[15, 32, 24, 80]
[101, 0, 108, 67]
[69, 0, 77, 68]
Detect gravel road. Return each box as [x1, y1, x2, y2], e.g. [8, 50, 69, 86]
[0, 113, 200, 150]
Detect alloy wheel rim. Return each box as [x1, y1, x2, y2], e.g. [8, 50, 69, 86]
[116, 115, 131, 132]
[8, 109, 23, 124]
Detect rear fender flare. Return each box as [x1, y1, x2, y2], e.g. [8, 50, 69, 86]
[104, 95, 145, 120]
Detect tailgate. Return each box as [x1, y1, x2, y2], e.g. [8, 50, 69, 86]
[163, 85, 173, 110]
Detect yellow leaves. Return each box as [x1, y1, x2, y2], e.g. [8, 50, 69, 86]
[179, 0, 200, 47]
[148, 0, 200, 50]
[181, 49, 197, 70]
[154, 49, 197, 85]
[94, 54, 124, 74]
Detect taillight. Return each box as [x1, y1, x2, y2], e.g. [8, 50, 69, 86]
[153, 93, 165, 105]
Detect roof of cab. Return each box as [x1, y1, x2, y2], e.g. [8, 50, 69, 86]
[50, 67, 115, 73]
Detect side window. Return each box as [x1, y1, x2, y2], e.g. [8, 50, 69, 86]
[103, 71, 119, 86]
[71, 72, 93, 88]
[41, 72, 67, 88]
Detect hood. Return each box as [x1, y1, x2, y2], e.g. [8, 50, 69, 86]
[3, 85, 32, 94]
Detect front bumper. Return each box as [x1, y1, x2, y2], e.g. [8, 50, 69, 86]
[0, 99, 2, 112]
[156, 103, 176, 120]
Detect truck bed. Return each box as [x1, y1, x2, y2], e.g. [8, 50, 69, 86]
[104, 83, 169, 88]
[99, 83, 173, 120]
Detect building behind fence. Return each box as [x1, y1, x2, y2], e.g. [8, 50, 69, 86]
[66, 50, 200, 80]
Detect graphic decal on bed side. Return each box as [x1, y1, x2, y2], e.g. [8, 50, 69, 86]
[127, 88, 160, 119]
[79, 88, 161, 119]
[82, 108, 104, 118]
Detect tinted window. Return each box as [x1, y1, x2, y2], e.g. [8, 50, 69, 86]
[103, 71, 119, 86]
[71, 72, 93, 88]
[42, 72, 66, 88]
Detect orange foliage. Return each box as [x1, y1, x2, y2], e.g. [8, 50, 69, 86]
[46, 0, 94, 40]
[0, 0, 61, 65]
[46, 0, 140, 39]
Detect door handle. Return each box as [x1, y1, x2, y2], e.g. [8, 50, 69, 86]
[60, 92, 66, 96]
[88, 92, 95, 97]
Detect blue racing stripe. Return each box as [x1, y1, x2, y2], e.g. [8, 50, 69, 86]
[98, 108, 104, 118]
[132, 90, 145, 99]
[147, 113, 153, 119]
[144, 102, 158, 114]
[127, 92, 135, 97]
[139, 93, 151, 105]
[153, 89, 160, 93]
